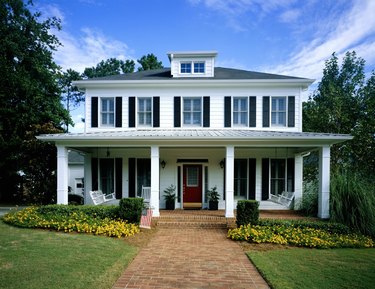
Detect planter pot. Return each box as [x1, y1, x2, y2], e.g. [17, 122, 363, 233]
[209, 200, 219, 210]
[165, 200, 175, 210]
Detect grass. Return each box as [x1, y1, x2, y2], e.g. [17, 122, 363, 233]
[0, 220, 138, 289]
[247, 247, 375, 289]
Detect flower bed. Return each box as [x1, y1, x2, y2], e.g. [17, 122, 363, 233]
[3, 207, 140, 238]
[228, 220, 374, 249]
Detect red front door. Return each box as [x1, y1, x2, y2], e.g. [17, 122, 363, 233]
[183, 165, 202, 209]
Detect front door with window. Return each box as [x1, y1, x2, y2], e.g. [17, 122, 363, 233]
[183, 165, 202, 209]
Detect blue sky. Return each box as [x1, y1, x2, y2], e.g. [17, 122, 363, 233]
[34, 0, 375, 132]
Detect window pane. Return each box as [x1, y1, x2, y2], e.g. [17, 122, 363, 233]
[193, 99, 201, 111]
[100, 159, 114, 195]
[184, 99, 191, 111]
[183, 113, 191, 124]
[193, 112, 201, 124]
[234, 159, 247, 198]
[181, 63, 191, 73]
[194, 62, 205, 73]
[183, 98, 201, 126]
[145, 99, 152, 111]
[271, 159, 286, 195]
[187, 167, 198, 187]
[145, 112, 151, 124]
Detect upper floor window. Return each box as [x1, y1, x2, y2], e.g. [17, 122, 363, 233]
[183, 97, 201, 126]
[233, 97, 248, 126]
[181, 62, 192, 73]
[101, 97, 114, 126]
[271, 97, 286, 126]
[194, 62, 205, 73]
[138, 97, 152, 126]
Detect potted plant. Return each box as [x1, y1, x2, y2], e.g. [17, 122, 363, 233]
[163, 184, 176, 210]
[207, 186, 220, 210]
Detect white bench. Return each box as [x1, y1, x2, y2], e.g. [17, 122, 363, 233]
[270, 191, 295, 208]
[89, 190, 116, 205]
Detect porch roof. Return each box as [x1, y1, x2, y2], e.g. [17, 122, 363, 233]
[38, 129, 352, 147]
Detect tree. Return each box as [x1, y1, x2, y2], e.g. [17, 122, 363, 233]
[0, 0, 68, 203]
[58, 69, 84, 132]
[137, 53, 163, 71]
[303, 51, 374, 176]
[83, 58, 135, 78]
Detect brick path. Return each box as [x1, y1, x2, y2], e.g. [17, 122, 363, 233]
[112, 228, 269, 289]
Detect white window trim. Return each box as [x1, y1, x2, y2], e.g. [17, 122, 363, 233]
[137, 97, 153, 127]
[270, 96, 287, 127]
[100, 97, 115, 127]
[182, 97, 203, 127]
[232, 96, 248, 127]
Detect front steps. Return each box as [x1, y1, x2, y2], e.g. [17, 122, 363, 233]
[154, 210, 231, 229]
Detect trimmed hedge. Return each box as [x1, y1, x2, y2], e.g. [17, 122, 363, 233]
[236, 200, 259, 227]
[119, 198, 144, 224]
[37, 204, 120, 220]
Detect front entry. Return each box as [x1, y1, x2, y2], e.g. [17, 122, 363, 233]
[183, 165, 202, 209]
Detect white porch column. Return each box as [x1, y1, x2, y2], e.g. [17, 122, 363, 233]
[318, 146, 330, 219]
[84, 154, 92, 204]
[150, 146, 160, 217]
[294, 154, 303, 209]
[225, 146, 235, 218]
[56, 145, 69, 204]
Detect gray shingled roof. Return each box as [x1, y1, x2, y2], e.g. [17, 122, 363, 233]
[81, 67, 308, 81]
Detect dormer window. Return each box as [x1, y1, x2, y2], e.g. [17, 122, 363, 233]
[180, 61, 206, 74]
[181, 62, 192, 73]
[194, 62, 205, 73]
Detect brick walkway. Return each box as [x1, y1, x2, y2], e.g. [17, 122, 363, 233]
[113, 210, 310, 289]
[112, 227, 269, 289]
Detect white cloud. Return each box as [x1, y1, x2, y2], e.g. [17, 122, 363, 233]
[279, 8, 301, 23]
[265, 0, 375, 80]
[54, 28, 134, 73]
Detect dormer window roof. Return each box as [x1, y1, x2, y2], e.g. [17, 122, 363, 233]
[167, 51, 217, 78]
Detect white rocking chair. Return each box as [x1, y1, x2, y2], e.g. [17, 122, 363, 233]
[89, 190, 116, 205]
[270, 191, 295, 208]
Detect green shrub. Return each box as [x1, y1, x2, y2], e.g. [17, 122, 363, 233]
[236, 200, 259, 227]
[257, 219, 352, 235]
[330, 171, 375, 238]
[37, 204, 120, 220]
[119, 198, 144, 224]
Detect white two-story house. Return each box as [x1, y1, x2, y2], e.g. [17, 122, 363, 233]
[38, 51, 351, 218]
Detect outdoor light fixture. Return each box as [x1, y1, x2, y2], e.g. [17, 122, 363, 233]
[219, 159, 225, 169]
[106, 148, 110, 157]
[161, 160, 166, 169]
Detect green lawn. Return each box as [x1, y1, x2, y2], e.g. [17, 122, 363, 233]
[0, 220, 138, 289]
[248, 247, 375, 289]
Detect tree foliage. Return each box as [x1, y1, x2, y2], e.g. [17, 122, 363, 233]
[58, 69, 84, 132]
[137, 53, 163, 71]
[83, 58, 135, 78]
[0, 0, 67, 203]
[303, 51, 375, 177]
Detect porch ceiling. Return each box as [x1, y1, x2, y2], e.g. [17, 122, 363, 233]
[37, 129, 352, 148]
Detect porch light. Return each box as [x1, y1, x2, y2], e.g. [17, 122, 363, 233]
[219, 159, 225, 169]
[161, 160, 166, 169]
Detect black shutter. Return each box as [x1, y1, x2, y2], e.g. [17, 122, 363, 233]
[174, 96, 181, 127]
[128, 97, 135, 128]
[288, 96, 295, 127]
[263, 96, 270, 127]
[287, 158, 295, 192]
[203, 96, 210, 127]
[91, 158, 98, 191]
[249, 96, 256, 127]
[248, 158, 256, 200]
[115, 97, 122, 127]
[262, 158, 269, 200]
[91, 97, 98, 128]
[153, 96, 160, 127]
[128, 158, 136, 197]
[115, 158, 122, 199]
[224, 96, 231, 127]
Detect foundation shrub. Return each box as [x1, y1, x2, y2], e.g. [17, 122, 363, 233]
[119, 198, 143, 224]
[236, 200, 259, 227]
[300, 180, 318, 216]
